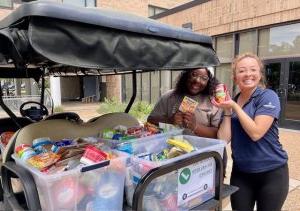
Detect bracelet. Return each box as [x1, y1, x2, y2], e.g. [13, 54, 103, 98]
[223, 114, 232, 117]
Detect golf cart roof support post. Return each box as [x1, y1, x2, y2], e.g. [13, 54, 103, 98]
[125, 70, 137, 113]
[0, 82, 22, 128]
[40, 71, 45, 106]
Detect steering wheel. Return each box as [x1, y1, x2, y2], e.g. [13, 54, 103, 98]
[19, 101, 49, 121]
[44, 112, 82, 123]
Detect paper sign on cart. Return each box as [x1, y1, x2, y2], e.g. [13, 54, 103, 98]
[177, 158, 215, 206]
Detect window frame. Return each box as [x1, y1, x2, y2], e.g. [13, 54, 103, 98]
[148, 4, 167, 17]
[0, 0, 13, 9]
[182, 22, 193, 31]
[62, 0, 96, 7]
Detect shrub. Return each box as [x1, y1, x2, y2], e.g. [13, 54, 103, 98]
[97, 98, 153, 122]
[130, 101, 154, 122]
[54, 106, 64, 113]
[97, 98, 126, 114]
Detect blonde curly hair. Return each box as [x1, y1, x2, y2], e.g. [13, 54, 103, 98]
[232, 52, 266, 88]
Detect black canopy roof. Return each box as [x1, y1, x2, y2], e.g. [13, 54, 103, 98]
[0, 1, 219, 77]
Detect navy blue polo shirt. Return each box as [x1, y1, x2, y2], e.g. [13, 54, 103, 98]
[231, 87, 288, 173]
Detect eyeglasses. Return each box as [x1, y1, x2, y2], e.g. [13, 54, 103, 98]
[189, 72, 209, 82]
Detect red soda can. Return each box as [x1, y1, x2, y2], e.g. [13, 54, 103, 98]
[215, 83, 227, 103]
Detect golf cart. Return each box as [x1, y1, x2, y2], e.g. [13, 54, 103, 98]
[0, 1, 237, 210]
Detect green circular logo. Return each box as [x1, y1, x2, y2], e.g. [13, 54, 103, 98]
[179, 168, 191, 184]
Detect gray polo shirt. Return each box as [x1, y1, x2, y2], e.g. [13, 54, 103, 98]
[148, 90, 222, 134]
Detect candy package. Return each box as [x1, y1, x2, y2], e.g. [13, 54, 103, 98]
[179, 96, 198, 113]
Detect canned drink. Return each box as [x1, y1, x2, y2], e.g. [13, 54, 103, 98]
[215, 83, 227, 103]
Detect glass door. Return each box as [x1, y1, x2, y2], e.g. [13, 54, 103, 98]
[264, 59, 300, 130]
[265, 60, 285, 124]
[284, 60, 300, 129]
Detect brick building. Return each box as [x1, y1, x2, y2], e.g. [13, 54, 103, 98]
[152, 0, 300, 129]
[1, 0, 299, 129]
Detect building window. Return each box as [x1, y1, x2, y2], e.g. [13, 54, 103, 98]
[215, 64, 234, 95]
[215, 35, 234, 95]
[216, 35, 234, 63]
[258, 23, 300, 58]
[62, 0, 96, 7]
[148, 5, 167, 17]
[239, 31, 257, 54]
[0, 0, 13, 9]
[182, 22, 193, 31]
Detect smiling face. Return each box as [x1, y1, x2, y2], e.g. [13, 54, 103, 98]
[234, 57, 262, 92]
[187, 68, 209, 95]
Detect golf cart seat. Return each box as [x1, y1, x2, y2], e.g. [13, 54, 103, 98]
[2, 112, 139, 163]
[0, 117, 33, 134]
[87, 112, 140, 123]
[43, 112, 82, 123]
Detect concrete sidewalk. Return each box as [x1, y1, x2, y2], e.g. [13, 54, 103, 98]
[62, 102, 300, 210]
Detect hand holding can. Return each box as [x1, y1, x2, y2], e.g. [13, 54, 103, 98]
[214, 84, 227, 103]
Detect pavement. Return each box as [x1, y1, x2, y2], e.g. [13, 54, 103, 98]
[61, 102, 300, 211]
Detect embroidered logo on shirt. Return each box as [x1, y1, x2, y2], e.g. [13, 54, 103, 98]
[263, 102, 276, 109]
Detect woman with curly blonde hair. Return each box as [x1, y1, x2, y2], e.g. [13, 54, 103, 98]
[214, 53, 289, 211]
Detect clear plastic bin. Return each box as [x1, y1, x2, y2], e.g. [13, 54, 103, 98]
[12, 150, 128, 211]
[100, 129, 183, 151]
[124, 135, 226, 210]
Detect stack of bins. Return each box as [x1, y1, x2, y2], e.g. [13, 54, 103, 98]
[12, 150, 128, 211]
[123, 135, 226, 210]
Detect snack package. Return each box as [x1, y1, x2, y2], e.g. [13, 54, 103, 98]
[167, 147, 185, 158]
[0, 131, 15, 147]
[167, 138, 195, 153]
[80, 145, 109, 165]
[179, 96, 198, 113]
[144, 122, 161, 134]
[27, 152, 61, 170]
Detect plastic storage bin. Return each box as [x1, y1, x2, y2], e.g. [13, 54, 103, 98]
[124, 135, 226, 210]
[12, 150, 128, 211]
[100, 129, 182, 151]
